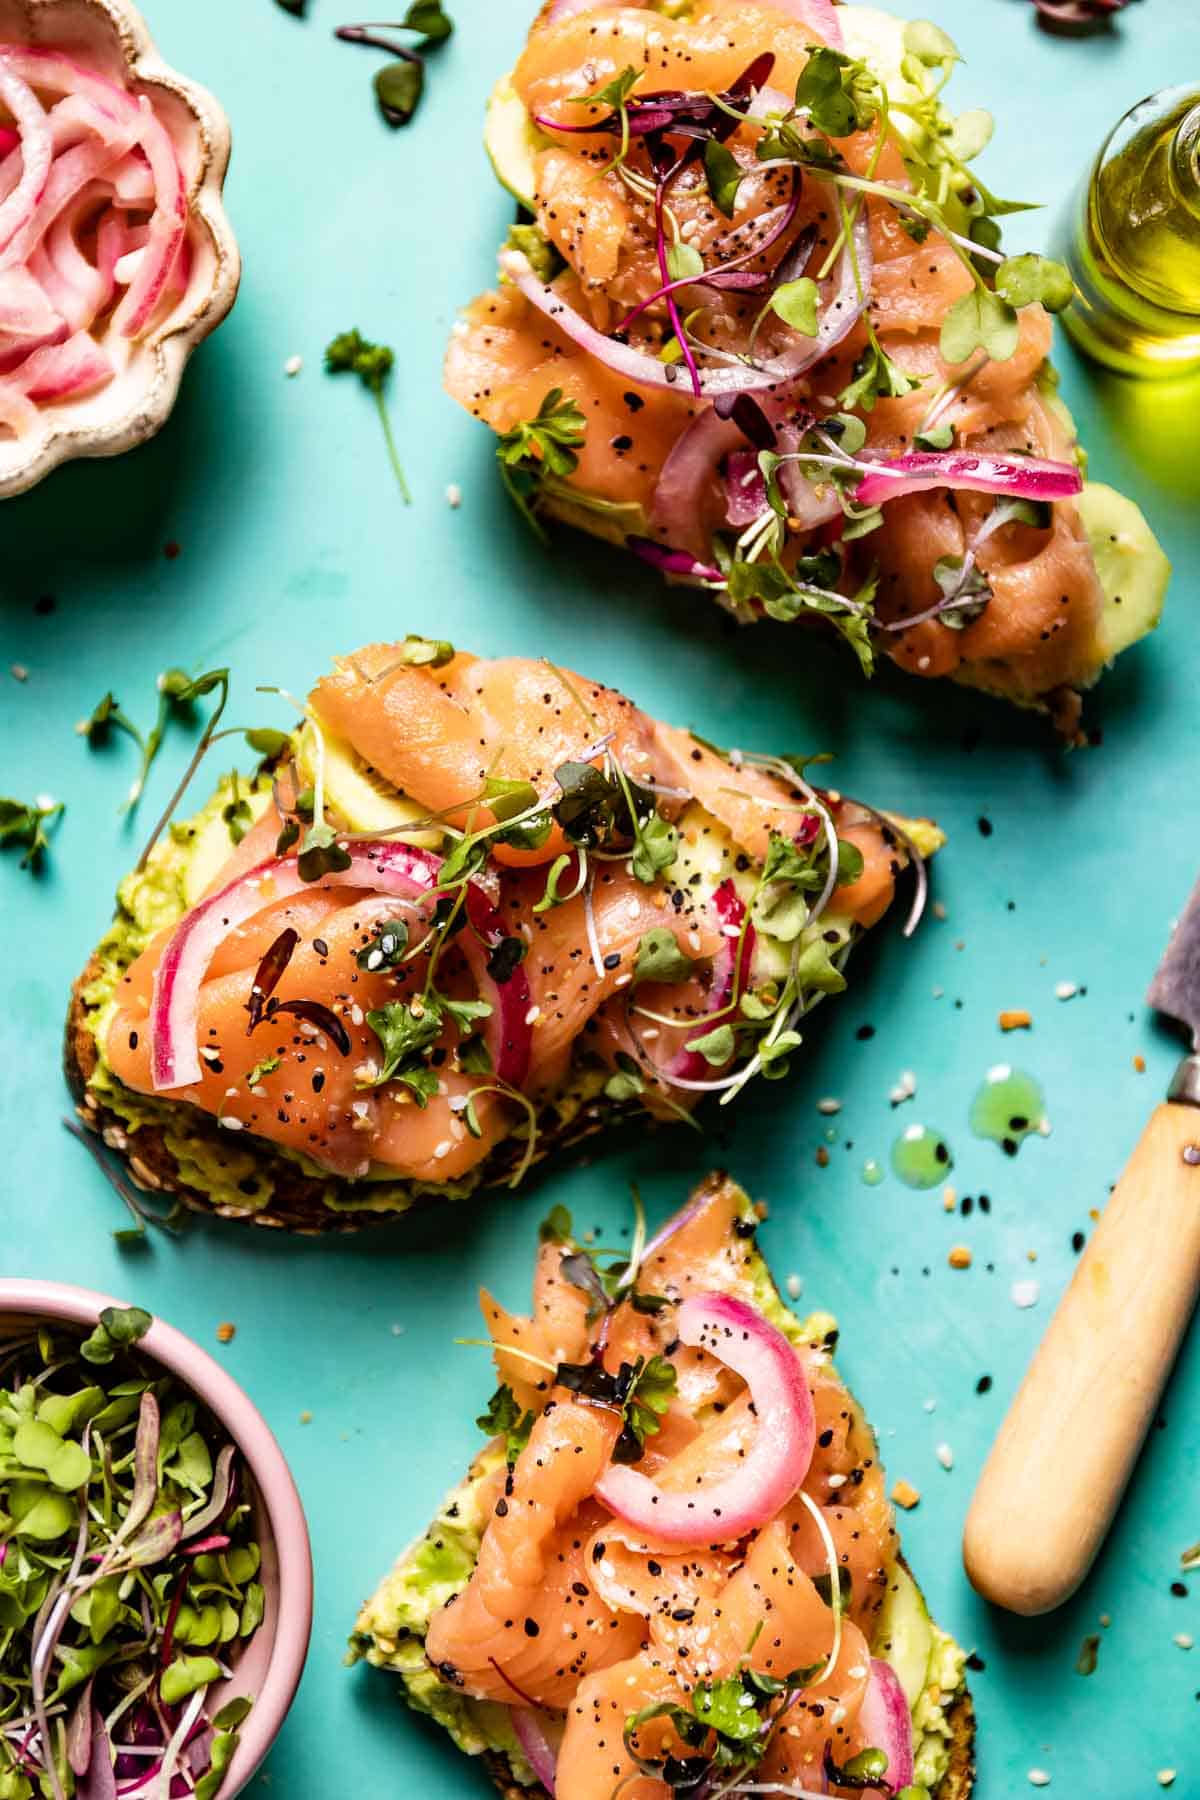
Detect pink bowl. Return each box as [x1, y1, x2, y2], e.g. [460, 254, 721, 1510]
[0, 1278, 312, 1799]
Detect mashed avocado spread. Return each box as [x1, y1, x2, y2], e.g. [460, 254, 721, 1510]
[349, 1201, 968, 1794]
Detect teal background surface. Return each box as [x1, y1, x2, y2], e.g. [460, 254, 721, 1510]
[2, 0, 1200, 1792]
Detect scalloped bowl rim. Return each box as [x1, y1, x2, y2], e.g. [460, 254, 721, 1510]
[0, 0, 242, 498]
[0, 1277, 312, 1798]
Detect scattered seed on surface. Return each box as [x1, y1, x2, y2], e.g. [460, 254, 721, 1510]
[976, 1374, 992, 1394]
[924, 1398, 937, 1413]
[1027, 1773, 1051, 1789]
[1158, 1772, 1177, 1788]
[1076, 1633, 1100, 1675]
[949, 1246, 972, 1270]
[1012, 1280, 1040, 1309]
[815, 1146, 830, 1167]
[216, 1322, 236, 1344]
[446, 482, 463, 507]
[10, 663, 28, 682]
[1134, 1054, 1146, 1072]
[889, 1069, 917, 1107]
[932, 901, 948, 921]
[999, 1009, 1032, 1031]
[284, 354, 302, 377]
[299, 1411, 312, 1424]
[936, 1443, 954, 1470]
[1174, 1633, 1194, 1650]
[892, 1479, 920, 1510]
[786, 1273, 803, 1300]
[1055, 981, 1077, 1001]
[390, 1322, 406, 1337]
[817, 1097, 841, 1115]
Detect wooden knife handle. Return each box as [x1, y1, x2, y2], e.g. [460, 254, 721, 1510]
[963, 1097, 1200, 1616]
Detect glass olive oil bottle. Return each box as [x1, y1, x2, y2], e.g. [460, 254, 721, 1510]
[1061, 85, 1200, 377]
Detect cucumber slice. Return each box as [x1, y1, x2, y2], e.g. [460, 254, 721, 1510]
[1080, 480, 1171, 663]
[484, 76, 549, 210]
[296, 717, 442, 848]
[182, 789, 272, 907]
[872, 1562, 934, 1712]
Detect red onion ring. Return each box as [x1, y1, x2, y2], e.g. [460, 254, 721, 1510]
[663, 880, 755, 1085]
[776, 417, 844, 530]
[112, 97, 185, 338]
[510, 1707, 560, 1795]
[0, 63, 51, 254]
[149, 842, 534, 1095]
[858, 1658, 915, 1791]
[595, 1291, 815, 1544]
[724, 447, 767, 526]
[0, 265, 59, 338]
[463, 881, 534, 1087]
[855, 449, 1084, 508]
[0, 374, 36, 434]
[501, 209, 870, 398]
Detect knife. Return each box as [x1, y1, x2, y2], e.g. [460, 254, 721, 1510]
[963, 878, 1200, 1615]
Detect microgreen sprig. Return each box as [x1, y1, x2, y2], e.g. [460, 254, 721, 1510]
[326, 328, 412, 504]
[335, 7, 455, 128]
[0, 796, 63, 872]
[496, 388, 587, 540]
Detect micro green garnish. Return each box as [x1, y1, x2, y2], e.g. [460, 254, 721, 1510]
[476, 1385, 535, 1465]
[634, 929, 695, 986]
[361, 993, 492, 1103]
[495, 388, 587, 541]
[325, 329, 411, 503]
[335, 7, 454, 128]
[356, 918, 411, 971]
[567, 64, 642, 169]
[1076, 1632, 1100, 1676]
[62, 1119, 185, 1243]
[703, 138, 742, 218]
[825, 1745, 894, 1790]
[555, 1353, 676, 1464]
[623, 1650, 829, 1787]
[247, 1055, 282, 1088]
[0, 796, 63, 871]
[0, 1313, 261, 1800]
[135, 669, 230, 874]
[222, 770, 254, 845]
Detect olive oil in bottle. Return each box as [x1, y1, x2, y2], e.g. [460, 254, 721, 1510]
[1061, 85, 1200, 377]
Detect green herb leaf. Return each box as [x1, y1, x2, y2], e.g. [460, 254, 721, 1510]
[363, 999, 444, 1093]
[533, 851, 576, 914]
[630, 812, 678, 885]
[374, 58, 423, 124]
[396, 634, 455, 668]
[476, 1385, 535, 1463]
[994, 252, 1074, 314]
[484, 775, 540, 822]
[275, 819, 300, 857]
[0, 796, 64, 871]
[940, 287, 1020, 364]
[540, 1204, 573, 1244]
[496, 388, 587, 539]
[297, 822, 352, 882]
[161, 1655, 222, 1707]
[605, 1053, 647, 1103]
[401, 0, 453, 39]
[914, 423, 955, 452]
[634, 929, 695, 986]
[356, 918, 410, 970]
[704, 139, 743, 218]
[80, 1306, 152, 1366]
[326, 329, 411, 502]
[624, 1354, 677, 1456]
[835, 839, 865, 886]
[244, 727, 292, 759]
[686, 1023, 736, 1067]
[794, 47, 879, 138]
[574, 65, 641, 111]
[769, 277, 819, 336]
[666, 241, 705, 282]
[693, 1676, 763, 1743]
[902, 18, 959, 64]
[12, 1421, 91, 1492]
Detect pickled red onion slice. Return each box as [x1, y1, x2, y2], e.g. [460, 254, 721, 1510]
[857, 1659, 915, 1791]
[149, 841, 534, 1096]
[0, 63, 50, 253]
[595, 1292, 815, 1544]
[855, 449, 1084, 508]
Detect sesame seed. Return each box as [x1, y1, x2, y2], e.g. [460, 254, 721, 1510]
[1028, 1772, 1051, 1789]
[525, 1005, 542, 1025]
[786, 1273, 803, 1300]
[284, 354, 303, 377]
[936, 1443, 954, 1470]
[816, 1097, 841, 1116]
[1158, 1772, 1177, 1788]
[1055, 981, 1077, 1001]
[11, 663, 28, 682]
[219, 1116, 244, 1131]
[1012, 1280, 1040, 1309]
[827, 1473, 848, 1489]
[1173, 1633, 1194, 1650]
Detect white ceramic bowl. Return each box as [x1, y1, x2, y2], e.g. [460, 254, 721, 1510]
[0, 0, 240, 497]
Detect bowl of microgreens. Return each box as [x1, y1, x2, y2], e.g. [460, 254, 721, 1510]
[0, 1282, 311, 1799]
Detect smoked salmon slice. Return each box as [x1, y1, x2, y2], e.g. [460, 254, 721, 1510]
[352, 1176, 975, 1798]
[70, 641, 941, 1229]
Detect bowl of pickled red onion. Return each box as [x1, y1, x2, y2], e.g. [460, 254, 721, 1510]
[0, 0, 240, 497]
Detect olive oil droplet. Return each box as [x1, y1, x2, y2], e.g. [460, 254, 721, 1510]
[861, 1158, 884, 1187]
[970, 1064, 1048, 1157]
[890, 1124, 954, 1190]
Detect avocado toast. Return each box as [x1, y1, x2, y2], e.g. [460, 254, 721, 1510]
[448, 0, 1168, 734]
[350, 1174, 974, 1798]
[66, 642, 941, 1233]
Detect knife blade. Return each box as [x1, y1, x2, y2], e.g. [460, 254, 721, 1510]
[964, 872, 1200, 1614]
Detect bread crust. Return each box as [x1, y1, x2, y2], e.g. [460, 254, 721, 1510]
[64, 952, 613, 1236]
